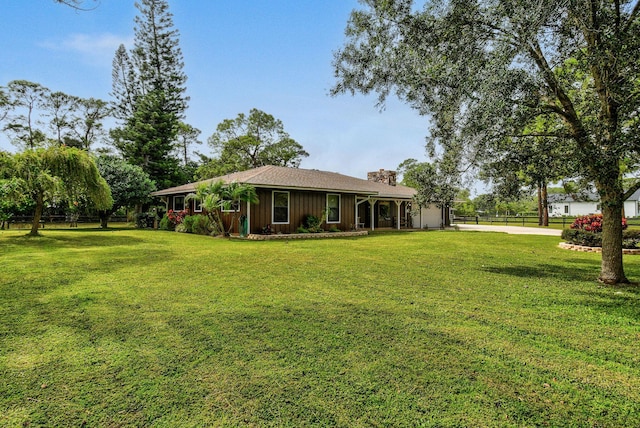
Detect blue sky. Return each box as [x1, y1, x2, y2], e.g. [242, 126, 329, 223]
[1, 0, 432, 181]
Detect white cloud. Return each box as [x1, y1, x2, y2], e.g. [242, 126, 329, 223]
[39, 33, 133, 66]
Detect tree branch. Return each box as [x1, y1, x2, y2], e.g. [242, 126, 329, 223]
[622, 0, 640, 34]
[55, 0, 99, 11]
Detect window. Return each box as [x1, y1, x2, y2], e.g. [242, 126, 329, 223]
[564, 205, 569, 214]
[173, 195, 185, 211]
[193, 198, 202, 212]
[221, 201, 240, 213]
[272, 191, 289, 224]
[327, 194, 340, 223]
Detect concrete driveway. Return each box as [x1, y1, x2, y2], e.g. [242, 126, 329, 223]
[454, 223, 563, 236]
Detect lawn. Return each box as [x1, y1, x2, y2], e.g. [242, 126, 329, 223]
[1, 228, 639, 427]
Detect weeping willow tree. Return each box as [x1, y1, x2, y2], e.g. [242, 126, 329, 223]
[0, 146, 112, 236]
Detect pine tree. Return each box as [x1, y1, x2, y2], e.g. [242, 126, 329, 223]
[110, 0, 189, 189]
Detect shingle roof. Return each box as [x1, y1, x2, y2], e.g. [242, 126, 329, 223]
[151, 165, 417, 199]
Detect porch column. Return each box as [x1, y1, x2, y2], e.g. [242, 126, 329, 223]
[355, 196, 368, 230]
[395, 200, 401, 230]
[370, 199, 376, 231]
[247, 199, 251, 234]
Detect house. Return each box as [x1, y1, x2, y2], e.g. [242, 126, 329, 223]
[548, 193, 600, 217]
[151, 165, 445, 234]
[624, 188, 640, 218]
[548, 190, 640, 218]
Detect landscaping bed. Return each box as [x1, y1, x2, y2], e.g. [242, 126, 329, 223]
[247, 230, 368, 240]
[558, 241, 640, 254]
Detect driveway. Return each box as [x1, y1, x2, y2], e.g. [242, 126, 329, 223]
[454, 223, 563, 236]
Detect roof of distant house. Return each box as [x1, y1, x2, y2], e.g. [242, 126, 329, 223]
[547, 192, 600, 203]
[151, 165, 417, 199]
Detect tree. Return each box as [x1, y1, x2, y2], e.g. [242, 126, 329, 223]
[3, 80, 49, 150]
[333, 0, 640, 284]
[174, 122, 201, 167]
[1, 81, 110, 151]
[0, 146, 112, 236]
[481, 116, 576, 226]
[44, 91, 78, 146]
[398, 157, 459, 226]
[68, 97, 111, 150]
[198, 108, 309, 178]
[110, 0, 189, 188]
[94, 155, 156, 228]
[187, 180, 259, 236]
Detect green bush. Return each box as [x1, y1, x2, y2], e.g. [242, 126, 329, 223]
[135, 212, 156, 229]
[622, 230, 640, 249]
[159, 214, 174, 231]
[561, 229, 602, 247]
[179, 215, 197, 233]
[562, 228, 640, 249]
[296, 226, 309, 233]
[329, 226, 341, 232]
[192, 214, 213, 235]
[304, 214, 324, 233]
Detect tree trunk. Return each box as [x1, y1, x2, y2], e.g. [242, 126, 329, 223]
[598, 186, 628, 284]
[537, 184, 543, 226]
[99, 210, 111, 229]
[541, 182, 549, 227]
[30, 193, 44, 236]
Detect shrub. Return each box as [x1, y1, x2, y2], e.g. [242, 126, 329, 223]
[180, 215, 197, 233]
[561, 229, 602, 247]
[304, 214, 324, 233]
[159, 214, 174, 231]
[192, 215, 214, 236]
[167, 209, 188, 226]
[329, 226, 341, 232]
[622, 230, 640, 249]
[570, 214, 627, 233]
[296, 226, 309, 233]
[135, 212, 157, 229]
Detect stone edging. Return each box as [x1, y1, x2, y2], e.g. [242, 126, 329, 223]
[246, 231, 369, 241]
[559, 242, 640, 255]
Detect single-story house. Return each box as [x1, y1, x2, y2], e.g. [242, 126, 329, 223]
[549, 189, 640, 218]
[548, 193, 600, 217]
[624, 188, 640, 218]
[151, 165, 446, 234]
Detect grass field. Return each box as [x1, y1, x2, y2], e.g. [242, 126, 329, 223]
[1, 227, 639, 426]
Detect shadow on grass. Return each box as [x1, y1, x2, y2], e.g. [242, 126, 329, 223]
[482, 262, 598, 282]
[4, 232, 145, 248]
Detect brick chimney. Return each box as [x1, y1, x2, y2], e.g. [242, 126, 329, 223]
[367, 169, 397, 186]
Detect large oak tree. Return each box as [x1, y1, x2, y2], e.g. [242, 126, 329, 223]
[333, 0, 640, 284]
[197, 108, 309, 179]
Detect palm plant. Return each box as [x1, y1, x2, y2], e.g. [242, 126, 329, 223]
[187, 180, 258, 236]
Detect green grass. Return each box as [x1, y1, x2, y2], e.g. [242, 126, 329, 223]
[1, 228, 639, 427]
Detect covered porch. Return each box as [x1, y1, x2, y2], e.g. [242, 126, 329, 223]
[355, 196, 414, 231]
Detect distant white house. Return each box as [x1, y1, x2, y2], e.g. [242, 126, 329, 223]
[548, 189, 640, 218]
[624, 189, 640, 218]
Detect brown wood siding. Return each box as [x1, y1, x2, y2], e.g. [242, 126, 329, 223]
[250, 188, 356, 234]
